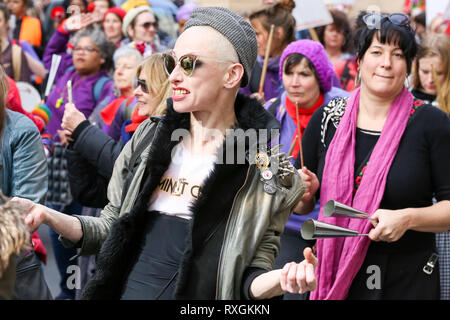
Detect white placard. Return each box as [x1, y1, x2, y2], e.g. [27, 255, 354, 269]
[426, 0, 450, 27]
[293, 0, 333, 31]
[443, 0, 450, 21]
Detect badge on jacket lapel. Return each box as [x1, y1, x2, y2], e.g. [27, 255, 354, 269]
[256, 150, 276, 194]
[255, 145, 295, 195]
[255, 152, 270, 171]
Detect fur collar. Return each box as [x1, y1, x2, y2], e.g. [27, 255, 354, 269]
[161, 93, 280, 135]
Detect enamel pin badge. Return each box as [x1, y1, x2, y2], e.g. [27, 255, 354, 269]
[255, 145, 296, 195]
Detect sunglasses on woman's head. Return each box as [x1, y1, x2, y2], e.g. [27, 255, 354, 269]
[134, 78, 149, 93]
[363, 13, 410, 29]
[163, 51, 235, 77]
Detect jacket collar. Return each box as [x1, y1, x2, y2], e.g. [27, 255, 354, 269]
[160, 93, 281, 162]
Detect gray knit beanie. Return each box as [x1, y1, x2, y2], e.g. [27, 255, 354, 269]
[183, 7, 257, 87]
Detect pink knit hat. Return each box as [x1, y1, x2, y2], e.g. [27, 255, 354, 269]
[279, 39, 334, 93]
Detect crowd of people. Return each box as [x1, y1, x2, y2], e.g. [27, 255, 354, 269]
[0, 0, 449, 301]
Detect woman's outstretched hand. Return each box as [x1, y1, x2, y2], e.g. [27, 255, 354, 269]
[280, 247, 318, 294]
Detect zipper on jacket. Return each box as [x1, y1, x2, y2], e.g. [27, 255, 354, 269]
[15, 252, 40, 274]
[215, 164, 254, 299]
[16, 263, 40, 274]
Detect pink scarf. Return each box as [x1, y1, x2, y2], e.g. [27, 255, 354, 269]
[310, 87, 413, 300]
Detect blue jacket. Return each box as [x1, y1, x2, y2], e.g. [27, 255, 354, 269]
[1, 109, 47, 203]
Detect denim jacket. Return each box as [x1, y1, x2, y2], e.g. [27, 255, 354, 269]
[1, 109, 47, 203]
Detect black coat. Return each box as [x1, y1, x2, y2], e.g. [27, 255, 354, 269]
[66, 121, 125, 208]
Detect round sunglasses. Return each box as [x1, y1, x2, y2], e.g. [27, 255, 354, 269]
[363, 13, 410, 29]
[163, 51, 235, 77]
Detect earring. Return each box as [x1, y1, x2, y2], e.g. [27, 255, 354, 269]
[405, 74, 411, 88]
[355, 71, 361, 87]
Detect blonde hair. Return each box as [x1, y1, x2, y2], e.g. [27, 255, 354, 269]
[0, 65, 9, 135]
[136, 53, 172, 116]
[412, 34, 450, 115]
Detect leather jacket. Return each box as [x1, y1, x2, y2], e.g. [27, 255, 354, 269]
[62, 95, 305, 299]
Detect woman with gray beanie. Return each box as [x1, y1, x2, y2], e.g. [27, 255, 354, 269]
[19, 7, 317, 300]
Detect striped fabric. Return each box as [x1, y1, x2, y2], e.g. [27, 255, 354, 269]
[32, 103, 52, 125]
[437, 231, 450, 300]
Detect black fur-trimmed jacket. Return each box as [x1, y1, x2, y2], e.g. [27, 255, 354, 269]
[75, 94, 305, 299]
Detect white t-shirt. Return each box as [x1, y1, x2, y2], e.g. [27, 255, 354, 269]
[147, 142, 216, 219]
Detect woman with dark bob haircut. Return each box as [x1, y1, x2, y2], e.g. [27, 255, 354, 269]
[295, 12, 450, 299]
[315, 9, 354, 69]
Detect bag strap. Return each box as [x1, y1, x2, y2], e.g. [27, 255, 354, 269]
[93, 76, 110, 103]
[12, 44, 22, 82]
[120, 119, 160, 205]
[267, 95, 282, 117]
[64, 66, 110, 104]
[128, 119, 159, 171]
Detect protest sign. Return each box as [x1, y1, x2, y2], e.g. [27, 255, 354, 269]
[292, 0, 333, 30]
